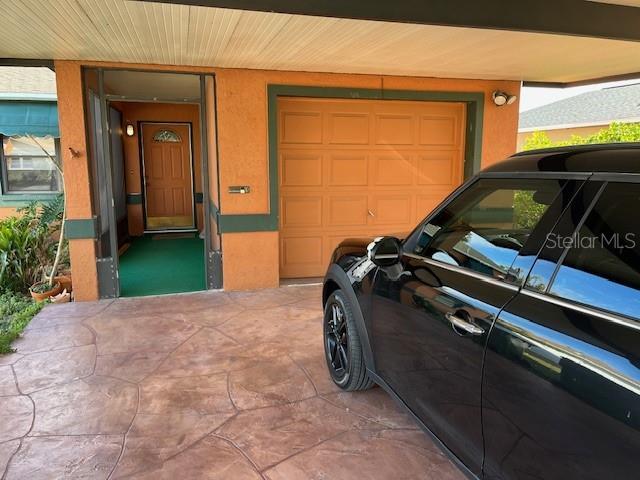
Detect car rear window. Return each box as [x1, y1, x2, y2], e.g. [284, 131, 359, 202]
[548, 182, 640, 321]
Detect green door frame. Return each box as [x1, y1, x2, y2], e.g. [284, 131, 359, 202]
[217, 84, 484, 233]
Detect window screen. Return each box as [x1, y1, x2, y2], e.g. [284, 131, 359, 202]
[1, 135, 61, 193]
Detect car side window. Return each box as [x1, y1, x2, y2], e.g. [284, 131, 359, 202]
[547, 182, 640, 321]
[523, 180, 603, 292]
[411, 178, 565, 279]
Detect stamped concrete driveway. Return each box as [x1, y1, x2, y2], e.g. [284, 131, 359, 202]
[0, 285, 463, 480]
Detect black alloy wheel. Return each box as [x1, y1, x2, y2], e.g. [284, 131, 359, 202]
[323, 290, 374, 391]
[325, 299, 349, 380]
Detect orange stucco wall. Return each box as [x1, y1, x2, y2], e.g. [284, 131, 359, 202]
[215, 70, 519, 216]
[0, 207, 18, 219]
[54, 60, 520, 297]
[110, 102, 204, 236]
[214, 69, 520, 290]
[54, 61, 99, 301]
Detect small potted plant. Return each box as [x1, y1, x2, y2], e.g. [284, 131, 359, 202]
[29, 279, 63, 302]
[54, 270, 73, 293]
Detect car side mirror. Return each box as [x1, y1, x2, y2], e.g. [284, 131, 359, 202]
[368, 236, 403, 267]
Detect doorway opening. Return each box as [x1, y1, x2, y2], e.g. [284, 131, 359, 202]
[83, 68, 221, 298]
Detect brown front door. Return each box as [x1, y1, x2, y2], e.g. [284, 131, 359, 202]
[141, 123, 194, 230]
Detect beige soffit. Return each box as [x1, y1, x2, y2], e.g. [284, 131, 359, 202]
[588, 1, 640, 6]
[1, 0, 640, 82]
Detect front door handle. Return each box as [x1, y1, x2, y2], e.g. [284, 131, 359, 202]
[446, 312, 485, 336]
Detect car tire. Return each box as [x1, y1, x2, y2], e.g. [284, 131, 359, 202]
[323, 290, 374, 391]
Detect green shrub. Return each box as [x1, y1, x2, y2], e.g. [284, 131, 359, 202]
[0, 291, 43, 354]
[514, 190, 547, 230]
[0, 195, 66, 293]
[516, 123, 640, 233]
[522, 122, 640, 151]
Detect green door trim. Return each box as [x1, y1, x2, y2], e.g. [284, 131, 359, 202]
[64, 218, 98, 239]
[217, 84, 484, 233]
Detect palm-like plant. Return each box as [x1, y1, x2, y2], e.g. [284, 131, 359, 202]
[0, 205, 56, 292]
[0, 133, 67, 295]
[28, 136, 66, 289]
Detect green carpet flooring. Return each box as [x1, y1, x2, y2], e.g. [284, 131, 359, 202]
[118, 234, 205, 297]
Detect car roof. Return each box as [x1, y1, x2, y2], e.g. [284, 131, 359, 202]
[483, 142, 640, 175]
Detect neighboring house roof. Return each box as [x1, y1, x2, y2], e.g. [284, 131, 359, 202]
[0, 67, 57, 101]
[519, 83, 640, 132]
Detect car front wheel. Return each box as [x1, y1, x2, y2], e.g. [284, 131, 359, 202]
[323, 290, 374, 391]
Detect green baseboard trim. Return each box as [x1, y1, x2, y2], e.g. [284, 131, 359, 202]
[211, 197, 277, 233]
[218, 214, 277, 233]
[65, 218, 97, 239]
[0, 193, 58, 209]
[126, 193, 143, 205]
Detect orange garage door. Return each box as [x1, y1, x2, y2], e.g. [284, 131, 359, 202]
[279, 97, 466, 278]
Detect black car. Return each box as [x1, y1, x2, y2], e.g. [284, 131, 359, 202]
[322, 143, 640, 480]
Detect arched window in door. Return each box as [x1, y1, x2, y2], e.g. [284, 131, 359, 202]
[153, 129, 182, 143]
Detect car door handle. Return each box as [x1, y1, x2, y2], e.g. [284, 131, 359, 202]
[446, 312, 485, 336]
